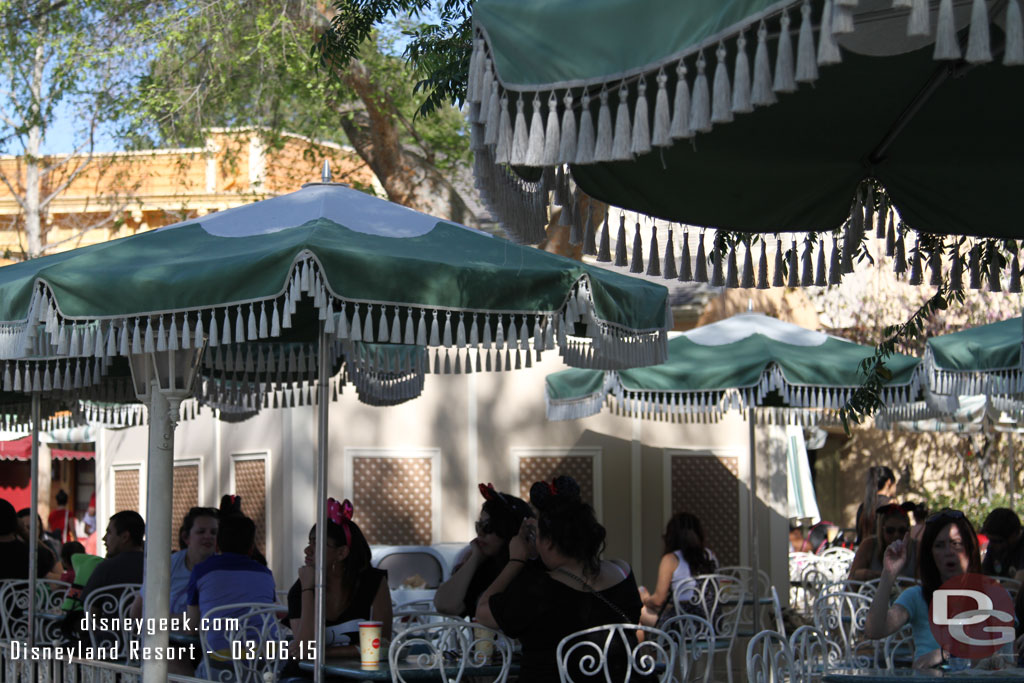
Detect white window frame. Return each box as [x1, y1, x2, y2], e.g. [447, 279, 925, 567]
[511, 446, 603, 519]
[343, 447, 442, 545]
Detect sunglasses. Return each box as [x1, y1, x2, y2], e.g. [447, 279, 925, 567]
[927, 508, 966, 524]
[475, 520, 496, 536]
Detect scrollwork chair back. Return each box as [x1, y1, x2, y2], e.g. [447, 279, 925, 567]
[389, 618, 512, 683]
[556, 623, 676, 683]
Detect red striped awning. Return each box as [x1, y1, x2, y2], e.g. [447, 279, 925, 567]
[0, 437, 94, 461]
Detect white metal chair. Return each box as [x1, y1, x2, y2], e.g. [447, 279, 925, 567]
[82, 582, 142, 661]
[0, 579, 72, 645]
[882, 623, 915, 671]
[388, 618, 512, 683]
[556, 623, 676, 683]
[810, 590, 877, 668]
[392, 608, 459, 635]
[679, 573, 746, 683]
[788, 624, 833, 682]
[660, 613, 715, 683]
[746, 629, 796, 683]
[794, 565, 837, 617]
[372, 546, 450, 590]
[197, 602, 289, 683]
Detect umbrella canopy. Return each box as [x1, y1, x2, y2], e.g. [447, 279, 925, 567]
[923, 316, 1024, 400]
[0, 182, 671, 400]
[468, 0, 1024, 288]
[546, 312, 922, 421]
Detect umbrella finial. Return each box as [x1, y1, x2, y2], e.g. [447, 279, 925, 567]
[321, 160, 332, 183]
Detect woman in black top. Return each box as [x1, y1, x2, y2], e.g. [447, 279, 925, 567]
[433, 483, 533, 618]
[287, 498, 391, 659]
[476, 476, 642, 682]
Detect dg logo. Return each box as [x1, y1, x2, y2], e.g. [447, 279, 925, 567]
[929, 573, 1015, 659]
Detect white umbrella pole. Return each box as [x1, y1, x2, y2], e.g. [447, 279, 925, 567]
[1011, 436, 1017, 510]
[28, 392, 40, 650]
[747, 406, 760, 627]
[314, 323, 329, 683]
[141, 385, 180, 683]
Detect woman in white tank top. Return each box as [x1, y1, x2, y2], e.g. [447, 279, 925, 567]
[639, 512, 718, 627]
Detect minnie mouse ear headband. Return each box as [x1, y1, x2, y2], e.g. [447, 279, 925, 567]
[220, 494, 242, 516]
[327, 497, 354, 546]
[529, 476, 582, 509]
[478, 483, 510, 506]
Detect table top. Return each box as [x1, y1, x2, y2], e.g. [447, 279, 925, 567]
[823, 666, 1024, 683]
[298, 655, 515, 681]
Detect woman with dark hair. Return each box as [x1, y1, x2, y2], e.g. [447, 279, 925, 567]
[475, 476, 642, 682]
[865, 508, 981, 669]
[848, 504, 914, 581]
[639, 512, 717, 627]
[287, 498, 391, 659]
[434, 483, 534, 617]
[855, 466, 897, 544]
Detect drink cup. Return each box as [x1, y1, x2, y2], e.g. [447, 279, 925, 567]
[359, 621, 383, 669]
[472, 620, 494, 661]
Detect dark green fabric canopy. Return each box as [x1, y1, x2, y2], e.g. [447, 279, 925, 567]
[924, 316, 1024, 398]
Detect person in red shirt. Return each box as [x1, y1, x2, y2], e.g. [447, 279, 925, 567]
[48, 489, 76, 543]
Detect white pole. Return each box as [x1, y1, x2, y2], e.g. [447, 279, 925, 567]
[28, 392, 40, 649]
[314, 323, 329, 683]
[140, 383, 180, 683]
[748, 406, 760, 626]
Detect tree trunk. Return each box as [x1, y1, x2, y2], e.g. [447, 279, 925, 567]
[23, 32, 46, 259]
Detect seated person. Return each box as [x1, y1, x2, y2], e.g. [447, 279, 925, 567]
[0, 499, 32, 579]
[639, 511, 717, 627]
[476, 476, 642, 683]
[17, 508, 60, 579]
[434, 483, 533, 617]
[287, 498, 391, 660]
[59, 541, 86, 584]
[82, 510, 146, 602]
[186, 514, 276, 672]
[980, 508, 1024, 583]
[848, 503, 915, 581]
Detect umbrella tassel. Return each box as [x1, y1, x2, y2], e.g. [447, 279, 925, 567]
[389, 307, 402, 344]
[817, 0, 842, 65]
[336, 305, 349, 339]
[814, 238, 828, 286]
[772, 240, 785, 287]
[710, 245, 725, 286]
[966, 0, 992, 63]
[429, 310, 441, 347]
[484, 81, 500, 146]
[885, 210, 896, 256]
[929, 246, 943, 286]
[594, 89, 613, 160]
[732, 32, 752, 113]
[403, 309, 414, 345]
[510, 96, 529, 165]
[107, 321, 119, 356]
[751, 23, 775, 106]
[248, 304, 258, 340]
[632, 80, 651, 155]
[679, 230, 693, 281]
[647, 224, 661, 276]
[788, 239, 800, 287]
[219, 309, 232, 346]
[664, 228, 678, 279]
[1006, 0, 1024, 65]
[70, 325, 81, 356]
[559, 92, 578, 163]
[583, 203, 597, 256]
[414, 309, 427, 346]
[796, 0, 818, 82]
[612, 84, 633, 160]
[483, 313, 492, 349]
[362, 305, 374, 342]
[774, 10, 796, 92]
[478, 63, 493, 125]
[842, 221, 855, 274]
[575, 93, 594, 164]
[544, 315, 555, 350]
[828, 235, 842, 285]
[691, 52, 712, 132]
[597, 210, 612, 262]
[756, 240, 769, 289]
[193, 316, 204, 350]
[376, 304, 388, 341]
[614, 214, 628, 267]
[876, 195, 888, 238]
[168, 315, 179, 351]
[894, 231, 907, 274]
[542, 93, 561, 165]
[236, 306, 246, 343]
[652, 70, 671, 147]
[949, 248, 963, 290]
[689, 232, 706, 283]
[519, 317, 530, 351]
[670, 62, 693, 139]
[56, 322, 68, 355]
[12, 362, 20, 391]
[832, 3, 854, 34]
[908, 244, 923, 285]
[350, 304, 363, 341]
[801, 239, 814, 286]
[630, 222, 644, 273]
[1009, 254, 1022, 293]
[568, 195, 583, 243]
[934, 0, 961, 60]
[145, 319, 156, 353]
[989, 248, 1003, 292]
[725, 245, 739, 288]
[443, 311, 453, 347]
[525, 95, 546, 166]
[711, 43, 733, 124]
[495, 95, 512, 164]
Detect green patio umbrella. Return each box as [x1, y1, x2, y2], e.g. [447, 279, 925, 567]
[545, 311, 921, 599]
[0, 178, 671, 682]
[923, 316, 1024, 401]
[467, 0, 1024, 288]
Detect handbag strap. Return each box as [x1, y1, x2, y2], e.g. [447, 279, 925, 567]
[555, 567, 632, 623]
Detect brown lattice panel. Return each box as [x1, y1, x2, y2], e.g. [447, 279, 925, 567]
[113, 469, 140, 516]
[234, 459, 267, 552]
[670, 455, 740, 567]
[353, 457, 432, 546]
[172, 464, 199, 551]
[518, 456, 594, 507]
